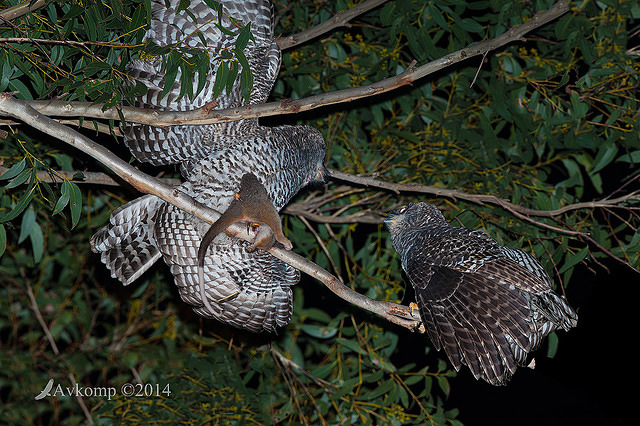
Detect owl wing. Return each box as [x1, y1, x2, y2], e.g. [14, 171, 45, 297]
[404, 228, 578, 385]
[405, 250, 533, 385]
[403, 230, 538, 385]
[154, 201, 298, 332]
[90, 195, 164, 285]
[124, 0, 281, 166]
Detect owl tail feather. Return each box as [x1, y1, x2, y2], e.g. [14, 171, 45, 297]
[91, 195, 163, 285]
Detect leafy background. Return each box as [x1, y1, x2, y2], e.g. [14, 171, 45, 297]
[1, 0, 638, 424]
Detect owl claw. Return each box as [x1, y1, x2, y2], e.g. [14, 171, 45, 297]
[408, 302, 425, 333]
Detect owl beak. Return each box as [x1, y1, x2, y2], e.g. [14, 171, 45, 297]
[316, 165, 329, 183]
[383, 212, 397, 226]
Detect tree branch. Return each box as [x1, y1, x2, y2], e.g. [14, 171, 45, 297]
[328, 169, 639, 234]
[276, 0, 388, 50]
[8, 164, 635, 231]
[0, 0, 46, 23]
[0, 92, 420, 331]
[0, 165, 181, 187]
[19, 1, 569, 126]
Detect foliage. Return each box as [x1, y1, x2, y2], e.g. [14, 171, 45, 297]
[1, 0, 639, 424]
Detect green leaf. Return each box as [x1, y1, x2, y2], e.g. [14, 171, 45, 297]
[617, 150, 640, 164]
[437, 375, 450, 397]
[0, 224, 6, 257]
[301, 308, 333, 323]
[299, 324, 337, 339]
[53, 180, 72, 215]
[6, 167, 33, 189]
[161, 50, 181, 101]
[427, 4, 449, 30]
[591, 143, 618, 174]
[194, 52, 210, 97]
[18, 208, 36, 244]
[559, 246, 589, 274]
[337, 338, 366, 355]
[69, 182, 82, 228]
[213, 61, 228, 98]
[30, 221, 44, 263]
[0, 159, 26, 180]
[546, 332, 559, 358]
[240, 64, 253, 102]
[225, 61, 239, 95]
[235, 23, 253, 51]
[367, 378, 395, 400]
[457, 18, 484, 33]
[1, 187, 35, 223]
[8, 79, 33, 100]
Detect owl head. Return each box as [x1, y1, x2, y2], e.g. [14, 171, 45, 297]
[384, 202, 447, 236]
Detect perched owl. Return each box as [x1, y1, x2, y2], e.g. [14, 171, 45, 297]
[384, 202, 578, 385]
[91, 0, 327, 332]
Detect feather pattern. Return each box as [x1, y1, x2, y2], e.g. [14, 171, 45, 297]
[92, 0, 327, 332]
[385, 202, 578, 385]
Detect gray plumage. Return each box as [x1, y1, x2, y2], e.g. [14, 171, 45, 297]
[91, 0, 327, 332]
[384, 202, 578, 385]
[124, 0, 280, 171]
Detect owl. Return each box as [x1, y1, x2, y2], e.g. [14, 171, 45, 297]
[384, 202, 578, 385]
[91, 0, 327, 332]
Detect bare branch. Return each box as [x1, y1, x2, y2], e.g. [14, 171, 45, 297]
[0, 166, 181, 187]
[12, 164, 636, 231]
[276, 0, 388, 50]
[0, 0, 46, 22]
[328, 169, 639, 227]
[19, 1, 569, 126]
[0, 92, 420, 331]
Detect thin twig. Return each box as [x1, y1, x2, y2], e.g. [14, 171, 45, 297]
[25, 279, 59, 355]
[276, 0, 388, 50]
[298, 216, 343, 279]
[328, 169, 639, 223]
[0, 165, 182, 187]
[67, 373, 95, 424]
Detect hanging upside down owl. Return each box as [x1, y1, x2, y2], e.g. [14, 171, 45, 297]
[385, 202, 578, 385]
[91, 0, 327, 332]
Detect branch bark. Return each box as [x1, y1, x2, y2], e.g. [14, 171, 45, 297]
[0, 0, 46, 22]
[0, 92, 420, 331]
[276, 0, 388, 50]
[8, 165, 635, 226]
[327, 170, 640, 232]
